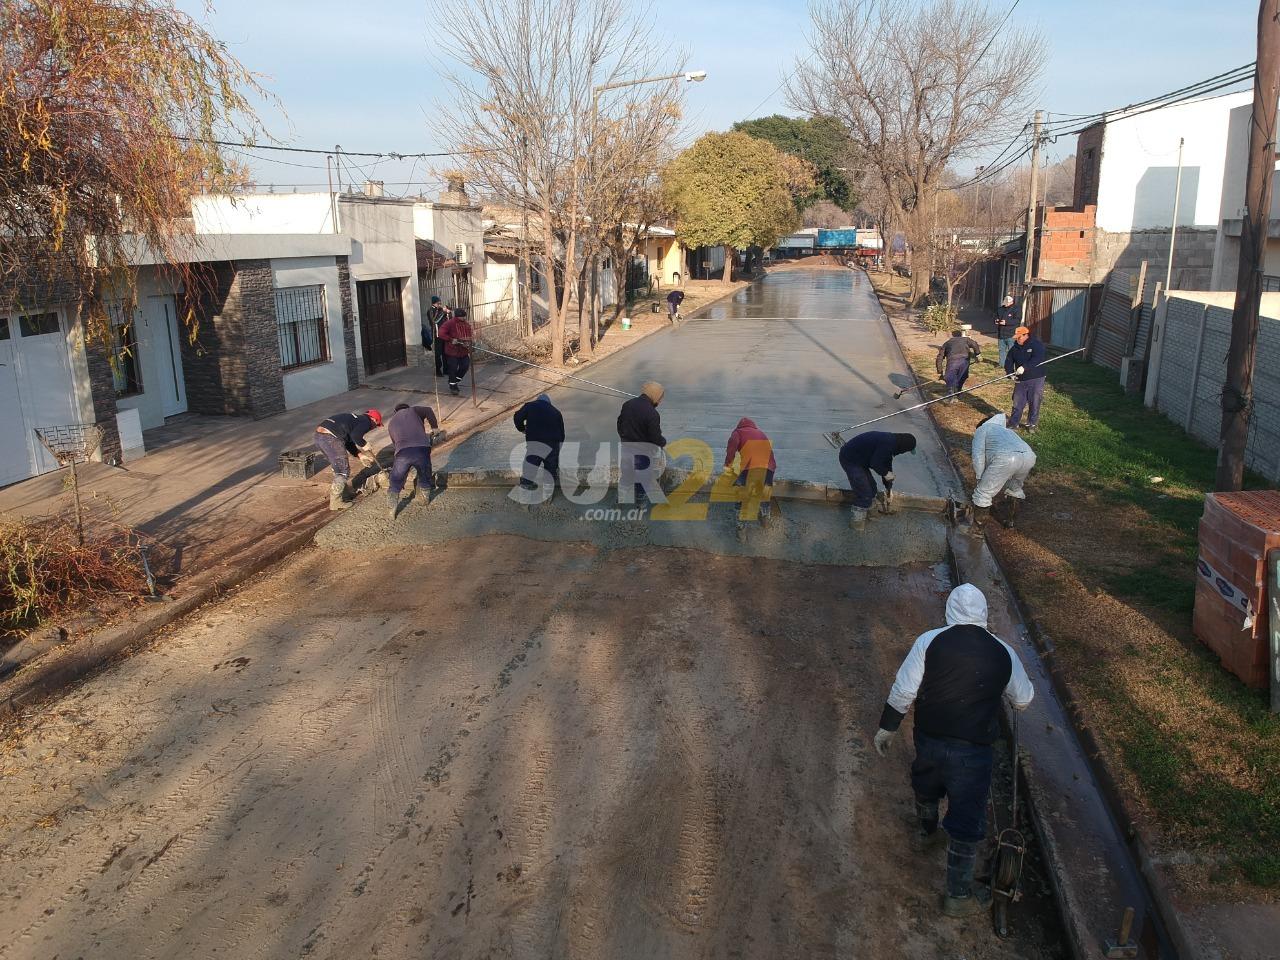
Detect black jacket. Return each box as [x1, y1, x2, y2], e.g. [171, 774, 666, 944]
[617, 395, 665, 447]
[838, 430, 897, 477]
[513, 397, 565, 445]
[318, 412, 376, 455]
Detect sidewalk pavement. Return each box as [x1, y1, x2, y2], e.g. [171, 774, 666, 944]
[0, 284, 746, 661]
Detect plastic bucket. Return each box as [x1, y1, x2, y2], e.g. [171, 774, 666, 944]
[620, 317, 631, 330]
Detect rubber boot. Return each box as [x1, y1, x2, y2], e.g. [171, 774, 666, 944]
[415, 486, 433, 507]
[387, 490, 400, 519]
[329, 478, 351, 511]
[969, 505, 990, 536]
[911, 799, 946, 853]
[1001, 497, 1020, 529]
[942, 839, 990, 917]
[849, 506, 869, 529]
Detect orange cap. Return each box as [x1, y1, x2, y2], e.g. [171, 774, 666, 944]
[1015, 325, 1031, 336]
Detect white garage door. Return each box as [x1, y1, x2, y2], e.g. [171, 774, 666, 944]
[0, 310, 82, 487]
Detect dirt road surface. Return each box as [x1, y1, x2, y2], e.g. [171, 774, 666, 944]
[0, 533, 1060, 959]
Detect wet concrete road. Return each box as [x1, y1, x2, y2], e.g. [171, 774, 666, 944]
[444, 268, 961, 500]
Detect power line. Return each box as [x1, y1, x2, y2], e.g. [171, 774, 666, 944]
[173, 135, 498, 160]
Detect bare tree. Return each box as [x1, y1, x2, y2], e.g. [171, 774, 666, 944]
[428, 0, 685, 366]
[790, 0, 1043, 304]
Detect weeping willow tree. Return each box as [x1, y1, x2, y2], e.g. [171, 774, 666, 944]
[0, 0, 267, 344]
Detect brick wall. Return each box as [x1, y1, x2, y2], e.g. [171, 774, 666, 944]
[1155, 296, 1280, 481]
[1038, 205, 1096, 281]
[337, 256, 359, 389]
[180, 260, 285, 419]
[1073, 124, 1104, 208]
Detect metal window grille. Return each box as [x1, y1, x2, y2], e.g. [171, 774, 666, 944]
[275, 285, 329, 370]
[1263, 275, 1280, 293]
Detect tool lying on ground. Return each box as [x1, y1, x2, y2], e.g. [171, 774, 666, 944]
[991, 710, 1027, 939]
[823, 347, 1085, 449]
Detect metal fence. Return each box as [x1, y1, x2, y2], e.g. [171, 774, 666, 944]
[274, 285, 328, 370]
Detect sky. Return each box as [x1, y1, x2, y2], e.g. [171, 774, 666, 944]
[177, 0, 1259, 197]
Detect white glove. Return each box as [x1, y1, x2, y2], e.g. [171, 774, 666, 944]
[873, 728, 896, 756]
[1016, 366, 1026, 375]
[884, 471, 895, 483]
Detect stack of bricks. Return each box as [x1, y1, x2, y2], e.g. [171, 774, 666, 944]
[1193, 490, 1280, 688]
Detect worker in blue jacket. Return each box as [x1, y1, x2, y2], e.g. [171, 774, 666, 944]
[838, 431, 917, 526]
[1004, 326, 1047, 433]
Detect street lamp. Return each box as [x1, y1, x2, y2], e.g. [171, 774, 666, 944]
[587, 69, 707, 348]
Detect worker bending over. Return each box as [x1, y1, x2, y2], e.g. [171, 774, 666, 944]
[617, 381, 667, 505]
[970, 413, 1036, 532]
[935, 326, 981, 399]
[724, 417, 776, 519]
[837, 431, 916, 526]
[386, 403, 442, 518]
[315, 409, 383, 511]
[872, 584, 1034, 918]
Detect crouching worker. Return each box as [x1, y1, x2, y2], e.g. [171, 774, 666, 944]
[970, 413, 1036, 532]
[936, 326, 981, 399]
[837, 431, 916, 527]
[724, 417, 776, 519]
[315, 409, 383, 511]
[386, 403, 442, 518]
[872, 584, 1034, 918]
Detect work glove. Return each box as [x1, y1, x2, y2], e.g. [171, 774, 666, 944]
[1016, 366, 1026, 375]
[884, 471, 895, 483]
[873, 728, 896, 756]
[432, 428, 448, 444]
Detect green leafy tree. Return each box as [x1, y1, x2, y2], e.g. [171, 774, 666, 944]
[732, 114, 857, 212]
[662, 131, 814, 283]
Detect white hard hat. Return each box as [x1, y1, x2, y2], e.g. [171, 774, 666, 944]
[1002, 295, 1014, 306]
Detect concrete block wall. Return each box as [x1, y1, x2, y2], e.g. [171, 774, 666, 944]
[1155, 296, 1280, 481]
[181, 260, 286, 419]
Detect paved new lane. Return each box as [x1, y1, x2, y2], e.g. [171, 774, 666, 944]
[443, 267, 961, 500]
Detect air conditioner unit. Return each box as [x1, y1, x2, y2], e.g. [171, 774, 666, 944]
[455, 242, 471, 265]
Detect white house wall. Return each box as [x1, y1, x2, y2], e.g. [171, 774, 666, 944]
[113, 268, 182, 431]
[1095, 92, 1251, 233]
[272, 257, 349, 410]
[340, 198, 423, 361]
[191, 193, 337, 235]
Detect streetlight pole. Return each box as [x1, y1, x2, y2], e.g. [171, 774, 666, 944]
[589, 70, 706, 349]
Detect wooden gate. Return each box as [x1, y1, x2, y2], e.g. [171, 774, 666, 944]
[357, 278, 406, 375]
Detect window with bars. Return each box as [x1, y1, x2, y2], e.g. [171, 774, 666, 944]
[1263, 275, 1280, 293]
[108, 304, 142, 397]
[275, 285, 329, 370]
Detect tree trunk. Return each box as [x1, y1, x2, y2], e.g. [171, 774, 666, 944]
[722, 247, 734, 284]
[1217, 0, 1280, 490]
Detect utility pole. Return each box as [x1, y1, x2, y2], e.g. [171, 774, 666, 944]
[1166, 137, 1185, 291]
[1218, 1, 1280, 491]
[1021, 110, 1043, 324]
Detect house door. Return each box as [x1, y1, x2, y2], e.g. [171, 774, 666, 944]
[357, 278, 407, 375]
[147, 295, 188, 416]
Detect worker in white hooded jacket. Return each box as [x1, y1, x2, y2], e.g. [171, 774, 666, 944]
[970, 412, 1036, 531]
[872, 583, 1034, 919]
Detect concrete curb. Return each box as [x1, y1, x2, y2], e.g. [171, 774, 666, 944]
[0, 503, 330, 718]
[438, 466, 951, 514]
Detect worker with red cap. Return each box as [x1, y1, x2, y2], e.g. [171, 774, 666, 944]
[315, 408, 383, 510]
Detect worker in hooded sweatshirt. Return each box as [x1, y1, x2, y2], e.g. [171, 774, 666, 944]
[723, 417, 777, 519]
[513, 393, 566, 491]
[315, 408, 383, 511]
[970, 412, 1036, 532]
[385, 402, 442, 518]
[617, 382, 667, 505]
[438, 307, 475, 396]
[872, 583, 1034, 919]
[837, 431, 917, 526]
